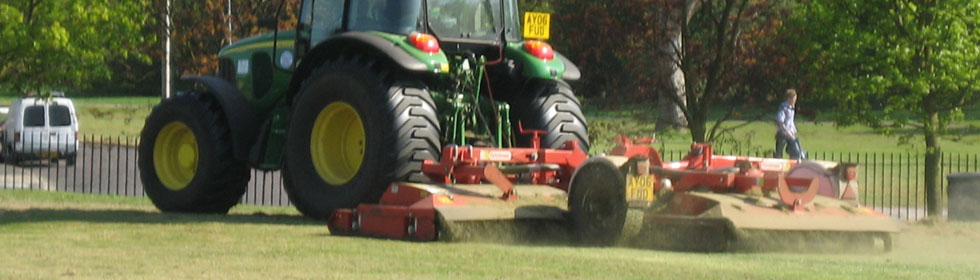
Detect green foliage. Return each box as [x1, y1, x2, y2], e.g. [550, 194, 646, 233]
[546, 0, 660, 100]
[154, 0, 300, 76]
[787, 0, 980, 216]
[0, 0, 155, 93]
[788, 0, 980, 132]
[663, 0, 796, 142]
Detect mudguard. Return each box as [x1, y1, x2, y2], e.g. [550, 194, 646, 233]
[556, 52, 581, 81]
[287, 32, 438, 103]
[181, 75, 258, 161]
[295, 32, 429, 77]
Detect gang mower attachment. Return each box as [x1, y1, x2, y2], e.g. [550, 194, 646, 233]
[136, 0, 899, 251]
[326, 132, 627, 245]
[612, 136, 902, 252]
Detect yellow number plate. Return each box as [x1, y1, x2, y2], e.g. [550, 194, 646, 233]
[626, 174, 657, 208]
[523, 12, 551, 40]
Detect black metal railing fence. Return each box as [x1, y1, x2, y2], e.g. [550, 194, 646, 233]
[2, 134, 977, 221]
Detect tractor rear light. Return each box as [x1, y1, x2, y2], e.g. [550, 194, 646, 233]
[408, 33, 440, 54]
[845, 166, 858, 180]
[524, 40, 554, 60]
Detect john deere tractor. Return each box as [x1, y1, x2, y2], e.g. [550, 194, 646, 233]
[138, 0, 587, 219]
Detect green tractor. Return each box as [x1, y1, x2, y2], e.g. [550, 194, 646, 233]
[138, 0, 587, 219]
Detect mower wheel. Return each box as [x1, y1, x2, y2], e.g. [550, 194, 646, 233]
[881, 233, 893, 252]
[138, 93, 250, 213]
[284, 56, 440, 219]
[569, 157, 628, 246]
[513, 80, 589, 151]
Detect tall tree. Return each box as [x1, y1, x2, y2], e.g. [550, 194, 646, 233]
[153, 0, 298, 77]
[0, 0, 154, 92]
[788, 0, 980, 216]
[551, 0, 664, 102]
[654, 0, 698, 131]
[653, 0, 791, 142]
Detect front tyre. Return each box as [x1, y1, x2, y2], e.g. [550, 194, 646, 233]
[283, 57, 440, 219]
[138, 93, 250, 213]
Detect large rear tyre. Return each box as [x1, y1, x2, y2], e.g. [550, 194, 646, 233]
[512, 80, 589, 151]
[138, 93, 250, 213]
[569, 157, 627, 246]
[283, 56, 440, 219]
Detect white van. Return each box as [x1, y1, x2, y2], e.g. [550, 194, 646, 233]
[1, 94, 80, 165]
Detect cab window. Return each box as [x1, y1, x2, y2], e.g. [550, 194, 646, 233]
[301, 0, 344, 45]
[348, 0, 422, 35]
[428, 0, 499, 40]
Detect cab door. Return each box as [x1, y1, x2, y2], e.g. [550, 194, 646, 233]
[47, 103, 77, 157]
[21, 104, 47, 155]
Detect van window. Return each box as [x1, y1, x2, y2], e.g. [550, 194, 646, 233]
[49, 105, 72, 126]
[24, 106, 45, 127]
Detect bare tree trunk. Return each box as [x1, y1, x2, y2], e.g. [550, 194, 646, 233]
[656, 0, 699, 131]
[656, 47, 687, 130]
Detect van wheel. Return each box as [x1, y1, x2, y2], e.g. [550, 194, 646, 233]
[66, 156, 76, 166]
[3, 146, 19, 165]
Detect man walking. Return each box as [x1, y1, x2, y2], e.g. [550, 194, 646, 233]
[775, 89, 804, 159]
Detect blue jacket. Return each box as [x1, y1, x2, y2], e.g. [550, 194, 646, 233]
[776, 101, 796, 137]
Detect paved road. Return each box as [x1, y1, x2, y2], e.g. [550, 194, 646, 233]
[0, 141, 290, 207]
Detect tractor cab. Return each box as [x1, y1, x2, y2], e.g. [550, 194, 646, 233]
[297, 0, 520, 58]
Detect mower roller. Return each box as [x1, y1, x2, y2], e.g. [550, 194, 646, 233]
[611, 136, 903, 252]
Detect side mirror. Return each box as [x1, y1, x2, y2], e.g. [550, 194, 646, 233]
[258, 17, 278, 29]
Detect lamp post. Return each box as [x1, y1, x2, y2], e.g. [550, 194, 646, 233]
[162, 0, 172, 99]
[227, 0, 233, 45]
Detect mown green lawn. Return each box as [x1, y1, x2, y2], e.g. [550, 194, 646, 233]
[2, 190, 979, 279]
[71, 97, 158, 137]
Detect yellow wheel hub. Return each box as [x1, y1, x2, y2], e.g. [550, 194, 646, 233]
[311, 102, 365, 185]
[153, 122, 199, 191]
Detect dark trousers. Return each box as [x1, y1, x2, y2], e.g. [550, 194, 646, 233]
[775, 133, 804, 159]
